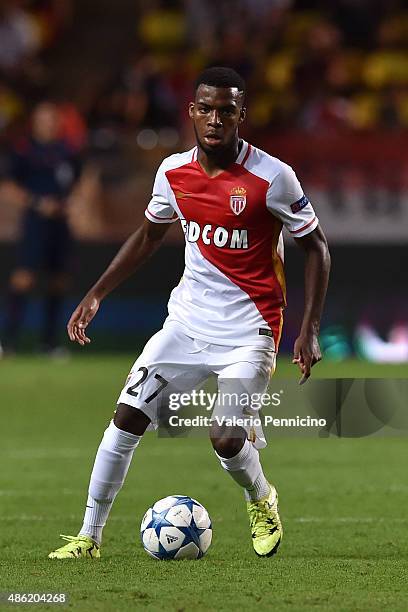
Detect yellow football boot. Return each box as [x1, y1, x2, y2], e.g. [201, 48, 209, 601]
[48, 535, 100, 559]
[247, 484, 282, 557]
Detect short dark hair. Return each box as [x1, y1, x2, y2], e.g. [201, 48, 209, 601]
[195, 66, 245, 96]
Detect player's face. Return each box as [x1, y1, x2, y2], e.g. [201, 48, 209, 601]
[189, 85, 246, 154]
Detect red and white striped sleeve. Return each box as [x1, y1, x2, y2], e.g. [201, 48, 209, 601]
[266, 163, 318, 237]
[145, 161, 178, 224]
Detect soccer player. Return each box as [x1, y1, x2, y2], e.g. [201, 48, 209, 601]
[49, 67, 330, 559]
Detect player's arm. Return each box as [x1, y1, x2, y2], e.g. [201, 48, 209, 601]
[266, 162, 331, 383]
[293, 225, 331, 383]
[67, 218, 170, 345]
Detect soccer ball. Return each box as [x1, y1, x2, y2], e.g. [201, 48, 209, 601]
[140, 495, 212, 560]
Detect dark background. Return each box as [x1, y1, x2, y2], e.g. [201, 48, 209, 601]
[0, 0, 407, 357]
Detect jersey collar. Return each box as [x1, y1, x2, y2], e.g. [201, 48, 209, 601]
[191, 139, 250, 165]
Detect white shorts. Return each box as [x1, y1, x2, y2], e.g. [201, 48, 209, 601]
[117, 321, 276, 440]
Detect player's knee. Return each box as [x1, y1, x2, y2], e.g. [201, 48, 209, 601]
[114, 403, 151, 436]
[210, 424, 245, 458]
[10, 269, 36, 292]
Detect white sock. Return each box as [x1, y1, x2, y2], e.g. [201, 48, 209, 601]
[216, 438, 270, 502]
[79, 420, 141, 544]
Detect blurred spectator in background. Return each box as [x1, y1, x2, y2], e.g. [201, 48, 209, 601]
[1, 100, 82, 354]
[0, 1, 39, 74]
[0, 0, 73, 133]
[0, 0, 406, 359]
[76, 0, 408, 140]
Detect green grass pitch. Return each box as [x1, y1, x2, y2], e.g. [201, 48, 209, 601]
[1, 354, 407, 611]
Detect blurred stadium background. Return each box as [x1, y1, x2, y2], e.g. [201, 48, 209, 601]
[1, 6, 407, 609]
[0, 0, 407, 363]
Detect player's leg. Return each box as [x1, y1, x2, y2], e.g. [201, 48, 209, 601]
[77, 405, 150, 545]
[209, 346, 282, 556]
[209, 361, 272, 502]
[78, 325, 209, 548]
[210, 423, 270, 500]
[49, 323, 208, 558]
[49, 405, 149, 559]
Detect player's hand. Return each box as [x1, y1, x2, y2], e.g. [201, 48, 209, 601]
[292, 332, 322, 385]
[67, 294, 100, 346]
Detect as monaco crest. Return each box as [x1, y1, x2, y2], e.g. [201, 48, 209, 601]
[230, 186, 247, 216]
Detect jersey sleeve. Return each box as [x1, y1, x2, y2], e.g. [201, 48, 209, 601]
[145, 162, 178, 224]
[266, 163, 318, 237]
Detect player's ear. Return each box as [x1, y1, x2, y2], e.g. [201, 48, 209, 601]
[188, 102, 195, 119]
[238, 106, 246, 123]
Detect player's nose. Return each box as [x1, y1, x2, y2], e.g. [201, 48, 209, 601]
[207, 110, 222, 126]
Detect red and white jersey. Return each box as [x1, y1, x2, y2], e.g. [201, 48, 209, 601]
[145, 140, 318, 349]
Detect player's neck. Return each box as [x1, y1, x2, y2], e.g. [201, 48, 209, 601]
[197, 138, 242, 178]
